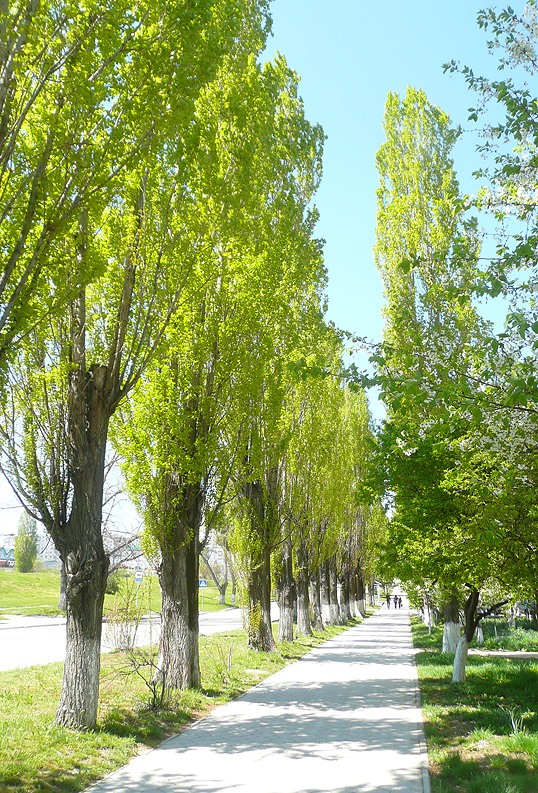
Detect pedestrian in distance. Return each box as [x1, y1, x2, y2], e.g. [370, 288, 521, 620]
[398, 596, 402, 609]
[386, 594, 390, 608]
[393, 595, 398, 608]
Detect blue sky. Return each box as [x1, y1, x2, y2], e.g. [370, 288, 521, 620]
[265, 0, 516, 419]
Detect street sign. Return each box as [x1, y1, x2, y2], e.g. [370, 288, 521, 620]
[135, 569, 144, 583]
[199, 579, 207, 588]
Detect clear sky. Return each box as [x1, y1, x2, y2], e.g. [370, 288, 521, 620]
[265, 0, 514, 416]
[0, 1, 521, 533]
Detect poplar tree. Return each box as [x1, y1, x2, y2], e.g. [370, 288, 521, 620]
[115, 41, 325, 676]
[14, 512, 37, 573]
[373, 87, 502, 682]
[0, 0, 267, 729]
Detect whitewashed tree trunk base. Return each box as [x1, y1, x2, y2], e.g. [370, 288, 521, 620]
[442, 621, 461, 653]
[452, 636, 470, 683]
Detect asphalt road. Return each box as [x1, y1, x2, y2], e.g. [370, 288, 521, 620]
[0, 607, 249, 672]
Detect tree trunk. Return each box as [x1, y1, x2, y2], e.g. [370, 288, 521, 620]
[348, 566, 357, 618]
[56, 553, 108, 728]
[277, 540, 294, 642]
[442, 595, 460, 654]
[55, 348, 111, 729]
[356, 569, 367, 617]
[320, 560, 331, 625]
[218, 582, 227, 605]
[452, 635, 470, 683]
[452, 588, 479, 684]
[218, 556, 228, 605]
[328, 556, 339, 625]
[509, 605, 517, 630]
[156, 537, 200, 690]
[57, 560, 67, 611]
[339, 566, 352, 622]
[246, 543, 275, 652]
[241, 474, 277, 653]
[423, 593, 436, 633]
[155, 475, 203, 690]
[309, 572, 323, 631]
[531, 590, 538, 630]
[296, 541, 312, 636]
[368, 578, 376, 607]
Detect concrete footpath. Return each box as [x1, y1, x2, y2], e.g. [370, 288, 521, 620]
[89, 604, 430, 793]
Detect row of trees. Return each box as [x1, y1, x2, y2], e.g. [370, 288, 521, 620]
[369, 2, 538, 682]
[0, 1, 382, 730]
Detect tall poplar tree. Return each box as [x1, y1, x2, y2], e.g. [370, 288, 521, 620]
[373, 87, 498, 681]
[114, 42, 325, 677]
[0, 0, 268, 729]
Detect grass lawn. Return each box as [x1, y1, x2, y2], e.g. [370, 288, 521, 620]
[412, 617, 538, 793]
[0, 618, 362, 793]
[0, 569, 64, 616]
[0, 568, 234, 616]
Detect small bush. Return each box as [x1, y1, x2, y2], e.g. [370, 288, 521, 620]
[105, 569, 128, 595]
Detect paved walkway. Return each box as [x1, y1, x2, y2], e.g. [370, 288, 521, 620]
[89, 605, 430, 793]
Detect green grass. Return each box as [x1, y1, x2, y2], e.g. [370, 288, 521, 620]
[411, 617, 538, 793]
[0, 618, 362, 793]
[480, 618, 538, 652]
[0, 569, 64, 615]
[0, 568, 234, 617]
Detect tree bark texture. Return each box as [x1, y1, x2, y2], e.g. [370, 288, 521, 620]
[320, 560, 331, 625]
[338, 566, 352, 623]
[277, 540, 294, 643]
[296, 541, 312, 636]
[246, 543, 275, 652]
[242, 476, 277, 652]
[348, 568, 357, 618]
[58, 560, 67, 611]
[328, 557, 340, 625]
[55, 553, 108, 728]
[367, 578, 376, 607]
[55, 336, 112, 729]
[308, 573, 323, 631]
[355, 568, 367, 617]
[452, 635, 470, 683]
[423, 593, 437, 634]
[156, 536, 200, 690]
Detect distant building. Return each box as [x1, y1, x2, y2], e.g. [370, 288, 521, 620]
[106, 533, 148, 570]
[204, 530, 226, 569]
[0, 533, 15, 551]
[0, 547, 15, 568]
[36, 534, 61, 569]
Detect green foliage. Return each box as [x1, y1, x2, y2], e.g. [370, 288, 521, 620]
[105, 570, 129, 596]
[13, 513, 37, 574]
[0, 0, 272, 369]
[371, 82, 532, 615]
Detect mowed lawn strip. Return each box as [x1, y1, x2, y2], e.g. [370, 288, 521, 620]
[0, 569, 233, 616]
[411, 616, 538, 793]
[0, 619, 364, 793]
